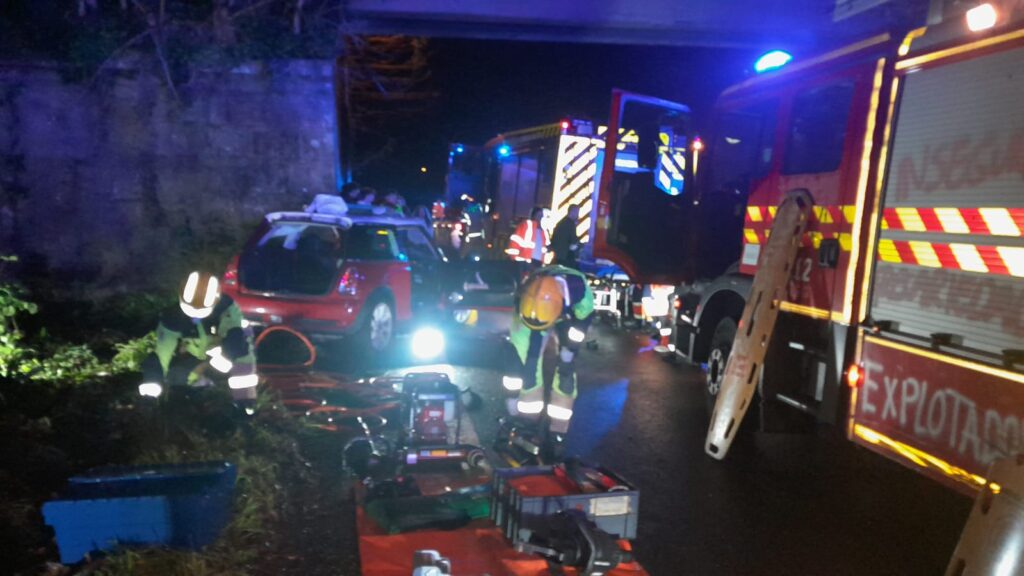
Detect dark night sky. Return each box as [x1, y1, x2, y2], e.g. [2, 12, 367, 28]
[371, 38, 760, 202]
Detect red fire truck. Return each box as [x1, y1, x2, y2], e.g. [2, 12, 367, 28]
[593, 3, 1024, 493]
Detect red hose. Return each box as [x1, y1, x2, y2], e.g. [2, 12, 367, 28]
[254, 325, 317, 369]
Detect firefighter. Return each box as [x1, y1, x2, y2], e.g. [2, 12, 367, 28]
[504, 265, 594, 451]
[139, 271, 258, 406]
[549, 204, 582, 268]
[507, 207, 549, 266]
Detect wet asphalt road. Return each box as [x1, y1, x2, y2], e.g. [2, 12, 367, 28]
[321, 321, 974, 575]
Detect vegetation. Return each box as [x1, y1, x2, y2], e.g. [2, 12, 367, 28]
[0, 262, 343, 575]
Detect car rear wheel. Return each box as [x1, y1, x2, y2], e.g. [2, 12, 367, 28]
[705, 317, 737, 415]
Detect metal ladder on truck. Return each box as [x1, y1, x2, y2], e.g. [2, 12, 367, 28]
[705, 190, 813, 459]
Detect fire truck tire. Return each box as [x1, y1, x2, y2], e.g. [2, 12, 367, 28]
[705, 317, 737, 415]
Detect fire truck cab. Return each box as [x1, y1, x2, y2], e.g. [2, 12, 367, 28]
[598, 38, 895, 428]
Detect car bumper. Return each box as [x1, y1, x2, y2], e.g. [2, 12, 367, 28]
[230, 291, 362, 340]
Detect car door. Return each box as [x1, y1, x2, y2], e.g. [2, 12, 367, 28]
[346, 224, 412, 321]
[395, 225, 441, 315]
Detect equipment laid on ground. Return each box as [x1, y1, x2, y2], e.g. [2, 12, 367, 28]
[491, 462, 639, 546]
[412, 550, 452, 576]
[43, 461, 237, 564]
[517, 509, 635, 576]
[401, 372, 462, 446]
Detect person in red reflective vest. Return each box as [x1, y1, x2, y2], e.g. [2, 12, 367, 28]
[507, 207, 549, 266]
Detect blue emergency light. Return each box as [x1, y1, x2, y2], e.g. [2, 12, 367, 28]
[754, 50, 792, 73]
[497, 144, 511, 157]
[455, 144, 465, 154]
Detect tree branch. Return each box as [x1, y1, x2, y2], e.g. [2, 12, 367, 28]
[90, 28, 152, 84]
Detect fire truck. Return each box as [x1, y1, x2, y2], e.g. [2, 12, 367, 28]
[445, 118, 687, 263]
[446, 117, 688, 324]
[591, 4, 1024, 493]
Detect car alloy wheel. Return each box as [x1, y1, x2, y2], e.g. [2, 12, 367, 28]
[369, 302, 393, 352]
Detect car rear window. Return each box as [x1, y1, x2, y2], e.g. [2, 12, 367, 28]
[239, 222, 344, 295]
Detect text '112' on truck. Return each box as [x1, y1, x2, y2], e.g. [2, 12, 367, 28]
[593, 3, 1022, 494]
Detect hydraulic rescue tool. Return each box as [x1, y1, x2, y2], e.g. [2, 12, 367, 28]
[516, 509, 634, 576]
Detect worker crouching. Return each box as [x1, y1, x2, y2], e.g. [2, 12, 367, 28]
[139, 271, 258, 409]
[504, 265, 594, 456]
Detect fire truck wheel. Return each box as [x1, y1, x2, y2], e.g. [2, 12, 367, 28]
[705, 317, 737, 415]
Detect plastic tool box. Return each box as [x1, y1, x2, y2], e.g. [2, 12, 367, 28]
[43, 461, 236, 564]
[492, 464, 638, 545]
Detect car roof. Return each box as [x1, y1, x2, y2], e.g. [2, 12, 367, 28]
[264, 211, 430, 233]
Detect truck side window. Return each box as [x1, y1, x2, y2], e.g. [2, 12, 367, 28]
[708, 102, 777, 196]
[783, 83, 854, 174]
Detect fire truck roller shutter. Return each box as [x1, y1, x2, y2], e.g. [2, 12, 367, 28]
[869, 44, 1024, 360]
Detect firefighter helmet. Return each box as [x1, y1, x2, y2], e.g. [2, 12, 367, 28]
[519, 274, 564, 330]
[179, 271, 221, 319]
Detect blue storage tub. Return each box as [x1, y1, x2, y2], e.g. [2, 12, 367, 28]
[42, 461, 236, 564]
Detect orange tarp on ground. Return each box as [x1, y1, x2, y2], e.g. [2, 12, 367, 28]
[359, 523, 648, 576]
[358, 499, 647, 575]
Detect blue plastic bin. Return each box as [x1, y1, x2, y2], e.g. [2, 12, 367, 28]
[42, 461, 236, 564]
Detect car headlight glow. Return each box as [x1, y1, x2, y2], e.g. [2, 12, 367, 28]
[411, 327, 445, 360]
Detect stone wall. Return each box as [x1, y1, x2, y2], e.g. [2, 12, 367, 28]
[0, 59, 337, 295]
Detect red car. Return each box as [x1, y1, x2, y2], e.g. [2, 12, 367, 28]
[223, 208, 443, 354]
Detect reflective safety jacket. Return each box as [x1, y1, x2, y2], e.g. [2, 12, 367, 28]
[143, 295, 256, 388]
[507, 219, 549, 263]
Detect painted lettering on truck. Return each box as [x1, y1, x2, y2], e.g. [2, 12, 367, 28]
[851, 337, 1024, 490]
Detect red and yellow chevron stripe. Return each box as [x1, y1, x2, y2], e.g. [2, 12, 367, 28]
[877, 240, 1024, 277]
[876, 206, 1024, 277]
[881, 207, 1024, 237]
[744, 204, 857, 251]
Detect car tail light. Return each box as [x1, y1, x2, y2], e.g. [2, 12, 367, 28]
[847, 364, 863, 388]
[338, 267, 360, 296]
[223, 256, 239, 287]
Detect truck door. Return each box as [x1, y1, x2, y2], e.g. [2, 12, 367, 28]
[595, 90, 693, 284]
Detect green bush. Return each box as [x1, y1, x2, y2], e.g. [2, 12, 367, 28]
[0, 256, 39, 377]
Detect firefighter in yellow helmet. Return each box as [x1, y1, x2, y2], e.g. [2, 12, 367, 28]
[504, 265, 594, 451]
[139, 271, 257, 407]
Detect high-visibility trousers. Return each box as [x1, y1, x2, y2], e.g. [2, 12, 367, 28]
[504, 317, 584, 434]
